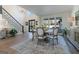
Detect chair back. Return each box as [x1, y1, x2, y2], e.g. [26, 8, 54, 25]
[53, 27, 59, 36]
[48, 28, 54, 35]
[36, 27, 44, 36]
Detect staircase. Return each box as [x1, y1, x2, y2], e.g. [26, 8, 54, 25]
[2, 8, 24, 34]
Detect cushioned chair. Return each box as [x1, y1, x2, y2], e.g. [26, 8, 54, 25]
[36, 27, 47, 45]
[48, 27, 59, 46]
[53, 27, 59, 44]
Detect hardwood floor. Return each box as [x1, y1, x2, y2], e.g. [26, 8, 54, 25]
[0, 32, 78, 54]
[64, 37, 79, 54]
[0, 33, 29, 54]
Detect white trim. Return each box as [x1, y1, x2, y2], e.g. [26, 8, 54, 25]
[16, 32, 22, 35]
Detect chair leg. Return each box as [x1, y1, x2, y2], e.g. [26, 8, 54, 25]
[52, 39, 54, 48]
[37, 39, 40, 45]
[37, 39, 44, 45]
[57, 38, 58, 44]
[32, 32, 34, 41]
[57, 36, 58, 44]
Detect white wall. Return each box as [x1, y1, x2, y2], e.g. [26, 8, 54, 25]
[69, 5, 79, 43]
[0, 14, 12, 30]
[0, 14, 9, 30]
[3, 5, 27, 25]
[72, 5, 79, 16]
[71, 5, 79, 26]
[0, 14, 2, 30]
[41, 11, 72, 29]
[3, 5, 40, 32]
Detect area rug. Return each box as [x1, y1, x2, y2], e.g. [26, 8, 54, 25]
[11, 36, 70, 54]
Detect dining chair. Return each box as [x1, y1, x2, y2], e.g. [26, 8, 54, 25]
[48, 27, 59, 46]
[32, 29, 37, 41]
[36, 27, 47, 45]
[53, 27, 59, 44]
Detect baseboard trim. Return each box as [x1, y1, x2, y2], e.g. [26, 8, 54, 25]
[65, 36, 79, 52]
[17, 32, 22, 35]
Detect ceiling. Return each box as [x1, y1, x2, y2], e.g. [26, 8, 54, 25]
[20, 5, 73, 16]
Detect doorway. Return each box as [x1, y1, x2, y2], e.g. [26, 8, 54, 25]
[28, 19, 35, 32]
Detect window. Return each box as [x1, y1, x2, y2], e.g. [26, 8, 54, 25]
[44, 18, 48, 20]
[50, 18, 54, 20]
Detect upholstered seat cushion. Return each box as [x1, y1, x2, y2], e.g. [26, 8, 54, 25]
[37, 36, 47, 39]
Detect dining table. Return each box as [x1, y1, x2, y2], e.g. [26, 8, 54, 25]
[45, 24, 60, 34]
[45, 28, 54, 35]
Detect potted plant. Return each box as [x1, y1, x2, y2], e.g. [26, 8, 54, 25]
[63, 27, 68, 37]
[9, 28, 17, 37]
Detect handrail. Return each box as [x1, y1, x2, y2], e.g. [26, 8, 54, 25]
[2, 8, 24, 33]
[0, 6, 2, 14]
